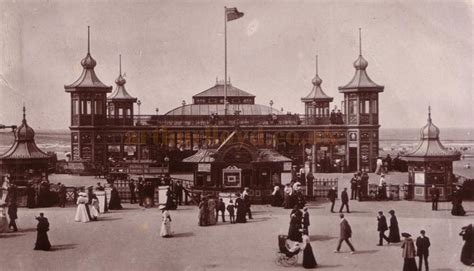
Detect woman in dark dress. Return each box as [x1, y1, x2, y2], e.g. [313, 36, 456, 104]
[388, 210, 401, 243]
[198, 196, 209, 226]
[460, 224, 474, 266]
[401, 233, 417, 271]
[271, 186, 283, 207]
[451, 187, 466, 216]
[235, 193, 247, 223]
[26, 183, 36, 208]
[34, 213, 51, 251]
[165, 188, 175, 210]
[287, 207, 303, 242]
[108, 186, 122, 210]
[302, 230, 317, 269]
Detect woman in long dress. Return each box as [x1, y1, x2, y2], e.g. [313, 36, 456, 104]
[198, 197, 209, 226]
[271, 186, 283, 207]
[165, 188, 175, 210]
[0, 206, 8, 233]
[401, 233, 417, 271]
[460, 224, 474, 266]
[75, 192, 90, 223]
[235, 193, 247, 223]
[90, 194, 100, 221]
[451, 187, 466, 216]
[34, 213, 51, 251]
[160, 207, 172, 238]
[301, 230, 317, 269]
[287, 207, 303, 242]
[388, 210, 401, 243]
[207, 197, 217, 225]
[108, 186, 123, 210]
[283, 184, 292, 209]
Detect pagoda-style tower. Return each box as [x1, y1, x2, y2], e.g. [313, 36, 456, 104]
[338, 29, 384, 172]
[64, 27, 112, 164]
[402, 107, 461, 201]
[301, 55, 333, 125]
[107, 55, 137, 126]
[0, 107, 50, 185]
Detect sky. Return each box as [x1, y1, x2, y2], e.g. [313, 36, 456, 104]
[0, 0, 472, 130]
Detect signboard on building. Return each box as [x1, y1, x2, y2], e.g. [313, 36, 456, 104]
[198, 163, 211, 172]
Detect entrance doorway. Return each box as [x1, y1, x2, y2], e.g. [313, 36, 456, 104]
[348, 147, 358, 172]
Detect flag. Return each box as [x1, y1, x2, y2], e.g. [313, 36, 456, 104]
[226, 7, 244, 21]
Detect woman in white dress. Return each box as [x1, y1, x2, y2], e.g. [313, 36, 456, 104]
[0, 205, 8, 233]
[90, 194, 100, 221]
[159, 206, 172, 237]
[75, 192, 90, 223]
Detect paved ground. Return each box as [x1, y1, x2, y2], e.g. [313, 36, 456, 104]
[1, 196, 473, 271]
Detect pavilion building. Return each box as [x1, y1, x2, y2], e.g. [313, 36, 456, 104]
[402, 108, 461, 201]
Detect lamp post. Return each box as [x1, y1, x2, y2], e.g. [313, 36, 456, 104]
[269, 100, 274, 113]
[164, 155, 170, 176]
[312, 100, 317, 124]
[137, 100, 141, 125]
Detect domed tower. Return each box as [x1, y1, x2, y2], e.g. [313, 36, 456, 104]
[0, 107, 50, 184]
[402, 107, 461, 201]
[107, 55, 137, 126]
[301, 55, 333, 124]
[338, 29, 384, 172]
[64, 27, 112, 164]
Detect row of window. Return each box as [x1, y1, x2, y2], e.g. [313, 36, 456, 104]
[72, 100, 103, 115]
[346, 100, 378, 115]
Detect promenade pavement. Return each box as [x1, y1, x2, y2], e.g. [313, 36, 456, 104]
[1, 196, 472, 271]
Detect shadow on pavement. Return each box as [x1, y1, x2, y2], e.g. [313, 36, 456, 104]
[50, 244, 77, 251]
[354, 249, 378, 254]
[432, 269, 457, 271]
[310, 235, 337, 242]
[19, 228, 37, 233]
[97, 217, 122, 221]
[173, 232, 194, 238]
[0, 233, 25, 238]
[316, 264, 343, 269]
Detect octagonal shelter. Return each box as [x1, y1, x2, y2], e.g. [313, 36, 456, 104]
[402, 108, 460, 201]
[183, 130, 293, 204]
[0, 107, 51, 185]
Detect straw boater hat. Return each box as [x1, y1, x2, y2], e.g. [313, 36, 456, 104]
[401, 232, 411, 238]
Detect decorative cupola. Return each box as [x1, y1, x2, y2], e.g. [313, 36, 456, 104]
[107, 55, 137, 124]
[301, 55, 333, 118]
[338, 29, 384, 125]
[402, 107, 461, 202]
[64, 26, 112, 127]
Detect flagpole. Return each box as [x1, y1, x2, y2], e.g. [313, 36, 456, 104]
[224, 6, 228, 116]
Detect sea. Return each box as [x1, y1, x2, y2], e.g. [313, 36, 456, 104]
[1, 128, 473, 160]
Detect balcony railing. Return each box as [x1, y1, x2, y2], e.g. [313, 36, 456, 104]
[104, 114, 346, 127]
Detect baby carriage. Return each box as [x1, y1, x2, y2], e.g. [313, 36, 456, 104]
[275, 234, 301, 266]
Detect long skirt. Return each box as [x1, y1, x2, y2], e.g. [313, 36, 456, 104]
[388, 227, 401, 243]
[208, 209, 217, 225]
[452, 204, 466, 216]
[160, 221, 172, 237]
[303, 243, 317, 268]
[90, 205, 100, 221]
[461, 239, 474, 265]
[74, 204, 90, 223]
[0, 216, 8, 233]
[236, 208, 247, 223]
[288, 223, 302, 242]
[403, 258, 417, 271]
[34, 231, 51, 251]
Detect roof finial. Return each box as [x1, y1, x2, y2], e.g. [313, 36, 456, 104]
[119, 54, 122, 76]
[428, 104, 432, 122]
[316, 55, 318, 75]
[22, 103, 26, 121]
[87, 26, 90, 54]
[359, 28, 362, 56]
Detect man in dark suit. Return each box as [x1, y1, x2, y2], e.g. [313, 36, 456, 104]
[129, 180, 136, 204]
[327, 187, 337, 213]
[175, 181, 183, 205]
[302, 207, 310, 232]
[350, 174, 358, 200]
[58, 183, 66, 208]
[416, 230, 430, 271]
[339, 188, 350, 213]
[136, 180, 144, 206]
[377, 211, 390, 246]
[429, 185, 440, 211]
[334, 214, 355, 253]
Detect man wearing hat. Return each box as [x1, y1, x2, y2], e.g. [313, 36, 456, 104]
[327, 187, 337, 213]
[334, 214, 355, 254]
[416, 230, 430, 271]
[429, 185, 440, 211]
[377, 211, 390, 246]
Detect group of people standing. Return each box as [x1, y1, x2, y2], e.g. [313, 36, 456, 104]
[74, 190, 101, 223]
[286, 206, 316, 269]
[271, 182, 306, 210]
[198, 188, 252, 226]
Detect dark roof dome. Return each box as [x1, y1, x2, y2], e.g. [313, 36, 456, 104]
[115, 74, 126, 86]
[353, 55, 368, 70]
[16, 107, 35, 141]
[420, 110, 440, 139]
[80, 53, 97, 69]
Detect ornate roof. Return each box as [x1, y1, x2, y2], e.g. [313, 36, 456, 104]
[338, 30, 384, 93]
[0, 107, 50, 160]
[301, 56, 333, 102]
[193, 80, 255, 98]
[165, 103, 283, 116]
[65, 27, 112, 93]
[403, 108, 461, 162]
[108, 55, 137, 102]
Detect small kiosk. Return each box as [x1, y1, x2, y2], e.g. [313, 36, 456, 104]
[183, 131, 292, 204]
[402, 108, 461, 201]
